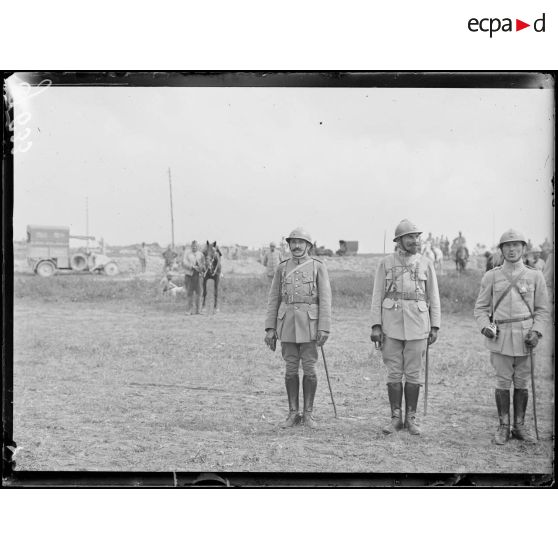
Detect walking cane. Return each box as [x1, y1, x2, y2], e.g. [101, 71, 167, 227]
[529, 347, 539, 441]
[424, 344, 430, 416]
[320, 346, 338, 418]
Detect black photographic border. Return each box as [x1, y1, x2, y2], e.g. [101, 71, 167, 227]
[2, 70, 555, 487]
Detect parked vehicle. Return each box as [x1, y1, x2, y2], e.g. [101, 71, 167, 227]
[312, 242, 334, 257]
[336, 240, 359, 256]
[26, 225, 119, 277]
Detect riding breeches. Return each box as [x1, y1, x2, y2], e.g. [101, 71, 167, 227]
[490, 352, 532, 390]
[381, 337, 427, 384]
[281, 342, 318, 379]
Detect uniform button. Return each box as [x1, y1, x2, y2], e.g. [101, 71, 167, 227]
[295, 306, 298, 310]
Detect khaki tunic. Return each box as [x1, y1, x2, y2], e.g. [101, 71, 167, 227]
[265, 255, 332, 343]
[370, 251, 441, 340]
[474, 260, 549, 356]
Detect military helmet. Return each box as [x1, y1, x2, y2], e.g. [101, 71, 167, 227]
[498, 229, 526, 248]
[270, 241, 277, 248]
[393, 219, 422, 242]
[286, 227, 313, 244]
[527, 245, 541, 254]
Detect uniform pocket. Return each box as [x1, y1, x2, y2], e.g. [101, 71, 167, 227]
[301, 272, 315, 294]
[417, 300, 428, 312]
[308, 307, 319, 339]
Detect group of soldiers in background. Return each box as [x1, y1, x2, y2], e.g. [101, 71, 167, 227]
[264, 221, 550, 447]
[139, 241, 208, 314]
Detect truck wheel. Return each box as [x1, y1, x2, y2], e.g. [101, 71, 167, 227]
[103, 262, 119, 276]
[36, 261, 56, 277]
[71, 253, 88, 271]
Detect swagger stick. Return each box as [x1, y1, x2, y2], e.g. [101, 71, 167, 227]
[320, 346, 338, 418]
[529, 347, 539, 441]
[424, 343, 430, 416]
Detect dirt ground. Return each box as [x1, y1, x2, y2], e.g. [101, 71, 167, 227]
[12, 290, 554, 474]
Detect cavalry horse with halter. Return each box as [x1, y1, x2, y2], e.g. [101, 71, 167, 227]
[202, 241, 222, 312]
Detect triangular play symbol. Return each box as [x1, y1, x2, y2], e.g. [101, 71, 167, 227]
[516, 19, 530, 31]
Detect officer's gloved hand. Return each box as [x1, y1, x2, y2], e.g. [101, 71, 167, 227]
[265, 329, 277, 351]
[525, 330, 541, 348]
[370, 325, 384, 347]
[481, 327, 495, 339]
[316, 330, 329, 347]
[428, 327, 438, 345]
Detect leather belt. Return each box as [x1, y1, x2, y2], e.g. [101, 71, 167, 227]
[283, 294, 319, 304]
[385, 292, 427, 301]
[495, 316, 532, 325]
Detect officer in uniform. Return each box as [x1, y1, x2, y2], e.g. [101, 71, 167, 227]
[370, 219, 441, 435]
[474, 229, 549, 444]
[264, 227, 332, 428]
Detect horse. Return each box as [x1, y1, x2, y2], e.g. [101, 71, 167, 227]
[202, 241, 222, 312]
[454, 245, 469, 273]
[421, 241, 444, 275]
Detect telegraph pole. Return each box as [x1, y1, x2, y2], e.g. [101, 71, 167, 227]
[168, 168, 175, 249]
[86, 196, 89, 251]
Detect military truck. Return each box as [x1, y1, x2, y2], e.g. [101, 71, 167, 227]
[336, 240, 359, 256]
[26, 224, 119, 277]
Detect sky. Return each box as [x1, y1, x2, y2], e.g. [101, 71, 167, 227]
[10, 78, 554, 253]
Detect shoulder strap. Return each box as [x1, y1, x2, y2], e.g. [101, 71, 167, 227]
[493, 268, 528, 314]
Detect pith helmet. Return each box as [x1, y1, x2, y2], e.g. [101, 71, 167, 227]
[498, 229, 526, 247]
[393, 219, 422, 242]
[286, 227, 313, 244]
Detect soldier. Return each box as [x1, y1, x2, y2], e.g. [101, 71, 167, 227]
[525, 246, 545, 271]
[162, 244, 177, 272]
[455, 231, 467, 247]
[137, 242, 148, 273]
[474, 229, 549, 445]
[183, 240, 205, 315]
[370, 219, 441, 436]
[262, 241, 282, 281]
[264, 227, 332, 428]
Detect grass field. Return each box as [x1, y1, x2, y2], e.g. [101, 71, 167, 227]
[11, 267, 554, 474]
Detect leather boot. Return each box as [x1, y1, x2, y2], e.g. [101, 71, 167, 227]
[512, 389, 537, 443]
[404, 383, 421, 435]
[382, 382, 404, 434]
[282, 375, 301, 428]
[494, 389, 511, 445]
[302, 375, 318, 428]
